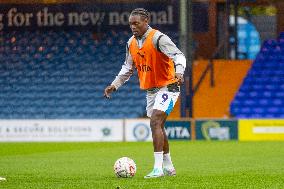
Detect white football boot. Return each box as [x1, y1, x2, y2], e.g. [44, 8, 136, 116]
[144, 168, 164, 179]
[163, 167, 176, 176]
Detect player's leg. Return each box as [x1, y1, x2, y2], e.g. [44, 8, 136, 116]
[144, 109, 167, 178]
[159, 84, 180, 176]
[162, 120, 170, 157]
[144, 86, 179, 178]
[162, 120, 176, 176]
[162, 119, 169, 153]
[150, 109, 167, 152]
[144, 85, 179, 178]
[144, 89, 166, 178]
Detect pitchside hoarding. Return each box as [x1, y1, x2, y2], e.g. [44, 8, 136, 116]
[239, 119, 284, 141]
[195, 120, 238, 140]
[165, 120, 191, 140]
[125, 119, 152, 142]
[0, 119, 192, 142]
[0, 120, 123, 142]
[125, 119, 191, 141]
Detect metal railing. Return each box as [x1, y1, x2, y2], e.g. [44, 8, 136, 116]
[192, 39, 226, 94]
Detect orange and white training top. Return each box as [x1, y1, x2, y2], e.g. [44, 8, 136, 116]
[129, 29, 177, 89]
[111, 27, 186, 90]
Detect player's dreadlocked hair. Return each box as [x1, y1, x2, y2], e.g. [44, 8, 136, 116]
[130, 8, 149, 20]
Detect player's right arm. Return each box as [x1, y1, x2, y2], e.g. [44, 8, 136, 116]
[104, 37, 135, 99]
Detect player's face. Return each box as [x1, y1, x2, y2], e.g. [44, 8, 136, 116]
[129, 15, 148, 38]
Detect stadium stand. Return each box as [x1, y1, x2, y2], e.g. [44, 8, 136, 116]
[0, 30, 178, 119]
[230, 32, 284, 118]
[0, 30, 141, 118]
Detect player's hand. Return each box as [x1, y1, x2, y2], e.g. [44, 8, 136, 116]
[175, 73, 184, 85]
[104, 85, 116, 99]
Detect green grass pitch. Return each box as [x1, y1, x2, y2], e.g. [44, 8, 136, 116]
[0, 141, 283, 189]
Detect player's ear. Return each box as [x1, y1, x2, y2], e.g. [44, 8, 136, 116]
[145, 17, 149, 23]
[143, 18, 149, 25]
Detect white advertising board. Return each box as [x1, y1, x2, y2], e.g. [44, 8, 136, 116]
[125, 119, 152, 141]
[0, 120, 123, 142]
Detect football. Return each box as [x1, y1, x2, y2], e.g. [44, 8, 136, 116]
[113, 157, 136, 178]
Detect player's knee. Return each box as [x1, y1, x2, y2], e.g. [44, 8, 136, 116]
[150, 111, 165, 129]
[150, 118, 160, 129]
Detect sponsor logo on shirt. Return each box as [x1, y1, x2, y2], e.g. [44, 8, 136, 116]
[137, 64, 152, 72]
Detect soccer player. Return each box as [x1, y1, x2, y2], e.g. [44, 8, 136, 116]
[104, 8, 186, 178]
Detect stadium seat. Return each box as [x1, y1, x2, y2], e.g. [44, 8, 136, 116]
[230, 34, 284, 118]
[0, 30, 146, 119]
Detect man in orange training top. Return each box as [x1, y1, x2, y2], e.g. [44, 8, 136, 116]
[104, 8, 186, 178]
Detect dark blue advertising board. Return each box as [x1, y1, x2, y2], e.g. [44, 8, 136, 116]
[165, 121, 191, 140]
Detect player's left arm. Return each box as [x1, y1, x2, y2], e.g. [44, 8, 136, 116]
[156, 33, 186, 85]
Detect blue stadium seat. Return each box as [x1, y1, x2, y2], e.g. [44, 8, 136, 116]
[230, 35, 284, 118]
[0, 30, 147, 119]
